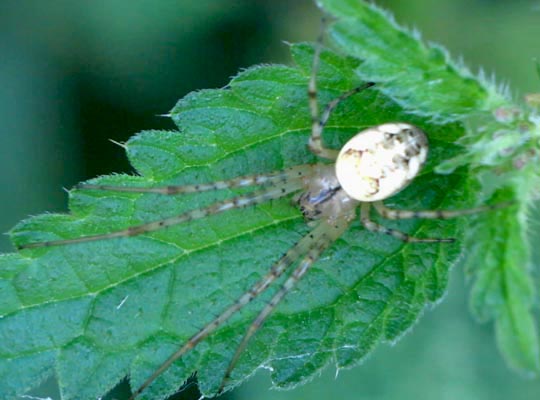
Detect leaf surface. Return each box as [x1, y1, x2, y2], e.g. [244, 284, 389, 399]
[2, 0, 540, 399]
[319, 0, 540, 377]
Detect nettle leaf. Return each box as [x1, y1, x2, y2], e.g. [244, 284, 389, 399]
[1, 1, 538, 399]
[319, 0, 540, 377]
[3, 43, 466, 400]
[318, 0, 507, 122]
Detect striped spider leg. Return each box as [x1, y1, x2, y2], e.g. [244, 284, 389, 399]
[18, 165, 314, 249]
[17, 162, 358, 399]
[17, 40, 508, 400]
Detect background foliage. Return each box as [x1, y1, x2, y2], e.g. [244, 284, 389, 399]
[1, 0, 539, 399]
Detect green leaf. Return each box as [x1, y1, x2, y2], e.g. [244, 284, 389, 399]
[2, 1, 539, 399]
[318, 0, 540, 378]
[317, 0, 506, 122]
[3, 42, 467, 399]
[2, 44, 464, 399]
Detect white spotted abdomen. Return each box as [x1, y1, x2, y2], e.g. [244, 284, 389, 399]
[335, 123, 428, 202]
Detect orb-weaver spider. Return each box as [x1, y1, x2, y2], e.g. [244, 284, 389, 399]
[18, 39, 503, 400]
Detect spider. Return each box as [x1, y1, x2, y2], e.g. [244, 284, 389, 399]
[18, 41, 503, 399]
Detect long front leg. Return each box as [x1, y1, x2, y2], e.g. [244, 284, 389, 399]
[307, 36, 374, 160]
[17, 166, 316, 249]
[217, 218, 351, 393]
[128, 218, 348, 399]
[306, 25, 338, 160]
[75, 165, 316, 194]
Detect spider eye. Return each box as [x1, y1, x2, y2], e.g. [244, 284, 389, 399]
[335, 123, 429, 202]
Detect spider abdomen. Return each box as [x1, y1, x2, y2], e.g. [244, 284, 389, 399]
[335, 123, 428, 202]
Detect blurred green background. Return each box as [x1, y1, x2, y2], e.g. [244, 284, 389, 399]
[1, 0, 539, 399]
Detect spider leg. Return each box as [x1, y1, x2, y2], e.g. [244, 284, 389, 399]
[307, 26, 339, 160]
[218, 218, 351, 393]
[128, 218, 349, 400]
[360, 203, 455, 243]
[373, 200, 512, 220]
[75, 165, 315, 194]
[307, 23, 374, 160]
[319, 82, 375, 133]
[18, 166, 316, 249]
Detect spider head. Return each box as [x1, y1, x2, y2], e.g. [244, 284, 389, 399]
[335, 123, 428, 202]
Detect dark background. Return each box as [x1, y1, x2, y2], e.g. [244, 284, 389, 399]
[1, 1, 539, 399]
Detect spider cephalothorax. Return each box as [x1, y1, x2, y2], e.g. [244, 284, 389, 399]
[296, 164, 353, 222]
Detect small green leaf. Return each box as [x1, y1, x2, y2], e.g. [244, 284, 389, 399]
[466, 170, 540, 375]
[317, 0, 506, 122]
